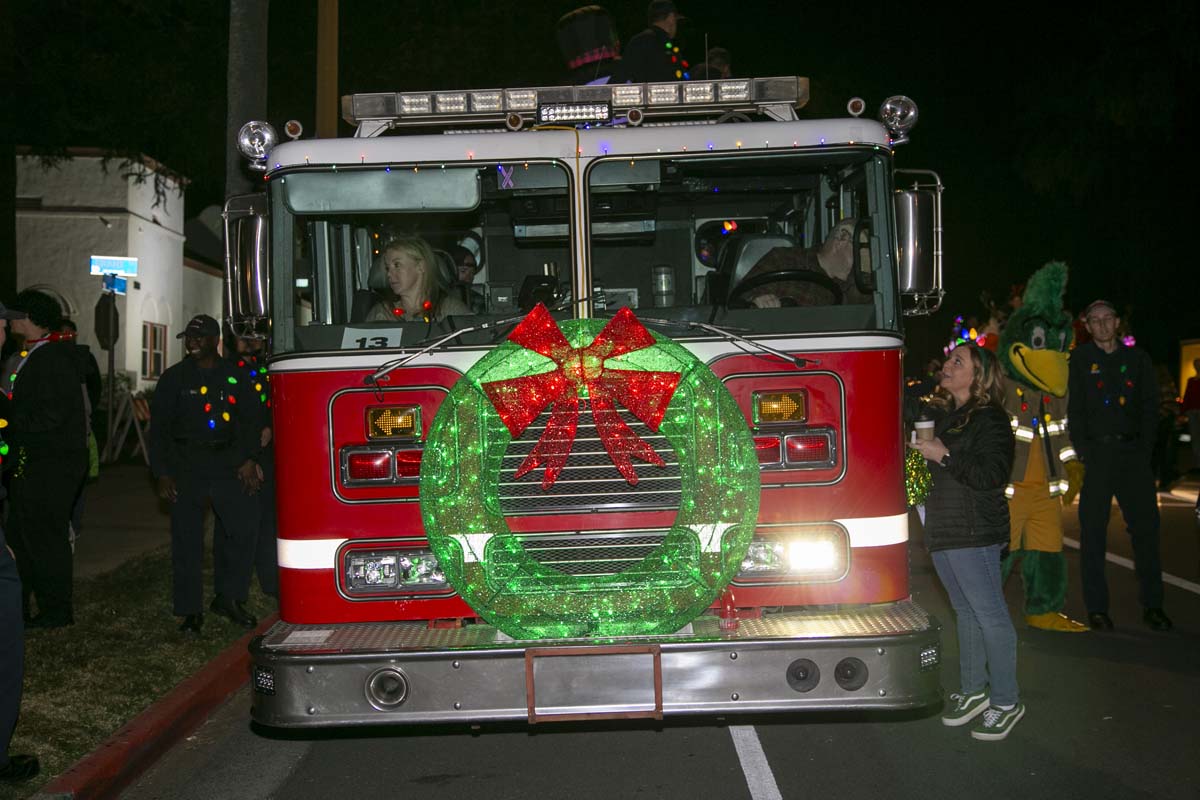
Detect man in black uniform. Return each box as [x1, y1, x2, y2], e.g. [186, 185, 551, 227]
[6, 290, 89, 629]
[150, 315, 263, 633]
[214, 332, 277, 602]
[1, 301, 40, 784]
[1067, 300, 1171, 631]
[618, 0, 686, 83]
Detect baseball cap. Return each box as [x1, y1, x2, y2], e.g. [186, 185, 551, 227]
[648, 0, 685, 22]
[0, 301, 28, 321]
[1083, 299, 1117, 319]
[177, 314, 220, 339]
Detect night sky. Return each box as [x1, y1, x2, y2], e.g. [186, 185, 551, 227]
[16, 1, 1199, 367]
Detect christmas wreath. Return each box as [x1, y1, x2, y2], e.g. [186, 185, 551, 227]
[420, 304, 760, 639]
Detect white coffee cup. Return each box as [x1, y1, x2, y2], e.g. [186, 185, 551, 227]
[914, 419, 935, 442]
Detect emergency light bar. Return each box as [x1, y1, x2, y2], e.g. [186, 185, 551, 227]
[341, 77, 809, 137]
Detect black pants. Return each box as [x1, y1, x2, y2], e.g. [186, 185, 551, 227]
[8, 453, 89, 622]
[170, 472, 260, 615]
[1078, 445, 1164, 613]
[1, 525, 24, 766]
[254, 455, 278, 598]
[212, 456, 277, 601]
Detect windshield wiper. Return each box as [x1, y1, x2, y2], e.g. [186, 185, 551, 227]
[365, 296, 583, 386]
[633, 315, 820, 370]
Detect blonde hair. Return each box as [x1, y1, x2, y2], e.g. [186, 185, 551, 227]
[369, 235, 440, 307]
[927, 342, 1006, 411]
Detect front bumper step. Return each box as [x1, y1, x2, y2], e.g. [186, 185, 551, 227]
[250, 600, 941, 727]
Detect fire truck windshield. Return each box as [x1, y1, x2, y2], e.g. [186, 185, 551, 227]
[268, 148, 898, 354]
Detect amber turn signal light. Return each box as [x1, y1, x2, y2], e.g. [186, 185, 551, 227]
[367, 405, 420, 439]
[753, 391, 807, 424]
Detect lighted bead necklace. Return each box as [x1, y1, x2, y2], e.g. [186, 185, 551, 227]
[237, 356, 271, 406]
[6, 338, 52, 400]
[391, 299, 434, 323]
[236, 356, 271, 407]
[1090, 361, 1135, 407]
[200, 375, 240, 430]
[664, 40, 689, 80]
[1015, 386, 1053, 429]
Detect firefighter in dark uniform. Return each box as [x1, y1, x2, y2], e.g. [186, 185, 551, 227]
[1067, 300, 1171, 632]
[149, 315, 263, 633]
[5, 290, 89, 629]
[1, 301, 40, 783]
[213, 331, 277, 601]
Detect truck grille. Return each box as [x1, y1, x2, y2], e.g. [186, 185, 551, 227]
[489, 529, 700, 590]
[495, 399, 682, 515]
[491, 530, 676, 576]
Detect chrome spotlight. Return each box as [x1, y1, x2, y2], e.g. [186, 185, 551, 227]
[237, 121, 278, 171]
[879, 96, 918, 143]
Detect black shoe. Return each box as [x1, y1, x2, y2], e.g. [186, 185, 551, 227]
[178, 614, 204, 634]
[1143, 608, 1173, 631]
[210, 595, 256, 628]
[0, 754, 41, 782]
[1088, 612, 1113, 630]
[27, 613, 74, 629]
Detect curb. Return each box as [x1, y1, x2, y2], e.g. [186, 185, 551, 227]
[33, 613, 279, 800]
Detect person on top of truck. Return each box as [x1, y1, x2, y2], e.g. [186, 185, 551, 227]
[617, 0, 686, 83]
[363, 236, 471, 322]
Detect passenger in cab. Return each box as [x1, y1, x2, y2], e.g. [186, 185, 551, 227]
[364, 236, 470, 322]
[447, 243, 486, 314]
[737, 219, 871, 308]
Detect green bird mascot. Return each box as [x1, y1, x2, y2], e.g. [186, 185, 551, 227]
[998, 261, 1087, 632]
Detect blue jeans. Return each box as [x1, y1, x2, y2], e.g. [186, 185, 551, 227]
[931, 543, 1019, 707]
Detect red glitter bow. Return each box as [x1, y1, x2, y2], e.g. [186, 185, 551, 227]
[482, 304, 682, 489]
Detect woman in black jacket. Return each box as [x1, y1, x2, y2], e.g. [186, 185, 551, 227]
[910, 342, 1021, 741]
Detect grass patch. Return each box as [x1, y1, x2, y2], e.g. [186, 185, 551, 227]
[2, 545, 273, 800]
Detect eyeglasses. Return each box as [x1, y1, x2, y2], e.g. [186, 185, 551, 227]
[1086, 315, 1116, 324]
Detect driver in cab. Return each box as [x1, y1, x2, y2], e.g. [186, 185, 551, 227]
[738, 219, 871, 308]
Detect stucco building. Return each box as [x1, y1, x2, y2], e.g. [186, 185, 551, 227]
[15, 149, 223, 391]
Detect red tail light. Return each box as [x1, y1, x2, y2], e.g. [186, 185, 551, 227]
[753, 436, 782, 465]
[752, 427, 836, 471]
[785, 433, 831, 464]
[346, 451, 392, 481]
[395, 449, 423, 478]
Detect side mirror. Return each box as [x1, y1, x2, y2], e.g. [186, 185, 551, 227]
[224, 193, 270, 337]
[893, 170, 944, 315]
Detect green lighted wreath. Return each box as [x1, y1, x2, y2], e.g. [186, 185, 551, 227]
[419, 306, 759, 639]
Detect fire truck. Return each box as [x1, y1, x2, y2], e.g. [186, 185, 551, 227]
[227, 76, 946, 727]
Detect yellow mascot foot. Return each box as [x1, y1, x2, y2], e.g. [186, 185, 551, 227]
[1025, 612, 1088, 633]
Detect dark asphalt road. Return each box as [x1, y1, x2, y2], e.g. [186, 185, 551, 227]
[122, 496, 1200, 800]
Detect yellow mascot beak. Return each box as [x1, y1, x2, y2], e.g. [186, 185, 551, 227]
[1009, 344, 1069, 397]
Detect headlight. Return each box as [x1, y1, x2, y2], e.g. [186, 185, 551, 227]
[736, 525, 848, 583]
[236, 121, 278, 170]
[879, 96, 918, 138]
[344, 549, 447, 595]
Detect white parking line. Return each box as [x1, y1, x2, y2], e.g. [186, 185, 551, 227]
[729, 725, 783, 800]
[1062, 537, 1200, 595]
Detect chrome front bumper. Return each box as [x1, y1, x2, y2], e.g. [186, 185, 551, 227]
[249, 600, 941, 727]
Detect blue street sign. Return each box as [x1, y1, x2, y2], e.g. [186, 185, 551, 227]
[90, 255, 138, 277]
[102, 274, 128, 295]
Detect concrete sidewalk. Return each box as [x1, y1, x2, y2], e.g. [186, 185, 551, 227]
[73, 461, 172, 580]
